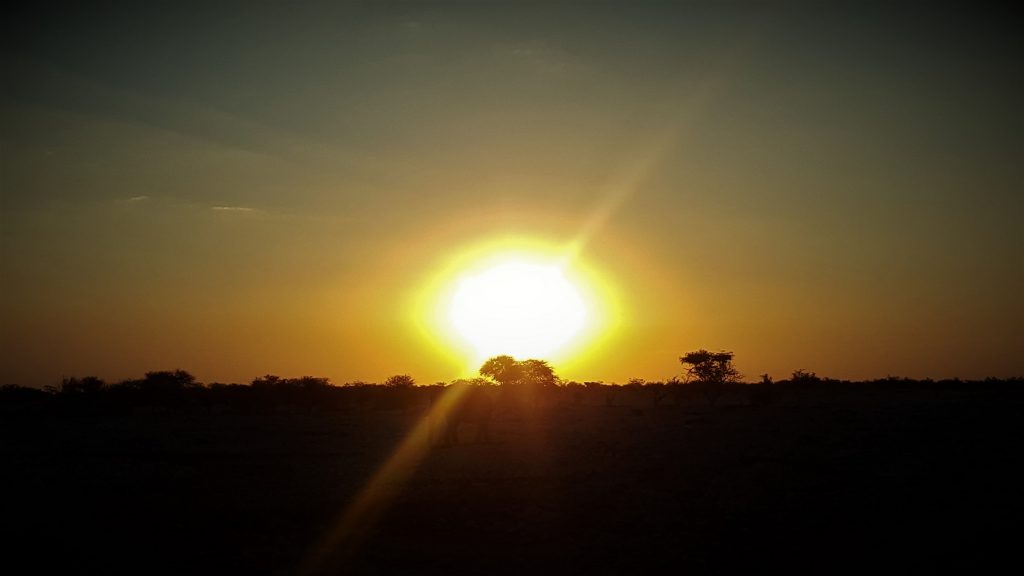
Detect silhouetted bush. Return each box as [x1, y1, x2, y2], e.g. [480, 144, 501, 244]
[789, 369, 822, 388]
[61, 376, 106, 394]
[0, 384, 51, 404]
[250, 374, 285, 389]
[116, 370, 200, 392]
[384, 374, 416, 387]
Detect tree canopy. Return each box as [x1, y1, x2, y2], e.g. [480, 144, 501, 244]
[384, 374, 416, 387]
[680, 350, 742, 385]
[479, 355, 557, 388]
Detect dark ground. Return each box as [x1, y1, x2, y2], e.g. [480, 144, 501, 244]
[3, 383, 1022, 574]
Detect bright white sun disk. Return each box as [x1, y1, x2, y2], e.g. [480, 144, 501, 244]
[448, 260, 587, 360]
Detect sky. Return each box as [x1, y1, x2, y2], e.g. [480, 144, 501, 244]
[2, 1, 1021, 387]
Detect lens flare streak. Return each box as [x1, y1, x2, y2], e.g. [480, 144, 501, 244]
[294, 385, 473, 575]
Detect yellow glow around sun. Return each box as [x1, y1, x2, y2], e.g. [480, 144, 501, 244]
[414, 237, 618, 375]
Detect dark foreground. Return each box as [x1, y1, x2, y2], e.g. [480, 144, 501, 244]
[4, 383, 1022, 575]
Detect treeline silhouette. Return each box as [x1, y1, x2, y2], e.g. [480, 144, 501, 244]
[3, 363, 1020, 413]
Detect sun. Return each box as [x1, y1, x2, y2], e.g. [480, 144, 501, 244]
[413, 237, 618, 373]
[448, 259, 587, 360]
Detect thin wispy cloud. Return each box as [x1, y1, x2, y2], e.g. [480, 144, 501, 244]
[211, 205, 257, 213]
[113, 195, 151, 205]
[115, 197, 265, 216]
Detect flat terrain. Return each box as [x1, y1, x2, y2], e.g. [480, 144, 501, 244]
[3, 384, 1022, 574]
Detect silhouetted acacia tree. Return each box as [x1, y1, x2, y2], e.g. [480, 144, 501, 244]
[680, 350, 741, 384]
[479, 356, 557, 388]
[680, 350, 742, 406]
[140, 370, 199, 392]
[519, 359, 557, 388]
[480, 356, 560, 409]
[384, 374, 416, 387]
[479, 355, 523, 386]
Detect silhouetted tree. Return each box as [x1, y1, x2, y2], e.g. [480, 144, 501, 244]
[681, 350, 741, 384]
[140, 370, 199, 392]
[479, 356, 557, 388]
[790, 369, 821, 387]
[479, 356, 560, 409]
[479, 355, 524, 386]
[61, 376, 106, 394]
[519, 359, 557, 389]
[251, 374, 284, 389]
[384, 374, 416, 387]
[680, 349, 742, 406]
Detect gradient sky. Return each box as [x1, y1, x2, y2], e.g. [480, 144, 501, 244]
[2, 1, 1021, 387]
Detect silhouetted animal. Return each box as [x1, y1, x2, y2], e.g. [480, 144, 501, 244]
[433, 386, 496, 446]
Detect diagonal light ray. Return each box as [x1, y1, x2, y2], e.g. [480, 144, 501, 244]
[564, 29, 760, 263]
[566, 78, 722, 262]
[292, 384, 472, 575]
